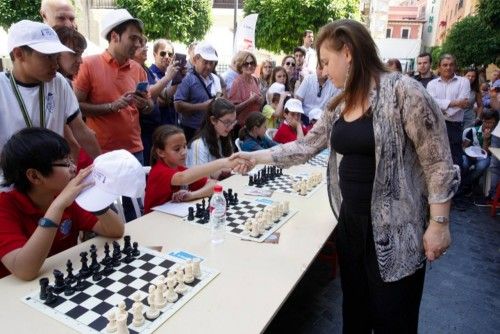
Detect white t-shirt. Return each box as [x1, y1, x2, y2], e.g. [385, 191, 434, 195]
[303, 47, 317, 76]
[295, 75, 340, 116]
[186, 137, 217, 167]
[0, 72, 79, 152]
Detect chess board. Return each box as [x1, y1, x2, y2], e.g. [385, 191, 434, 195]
[23, 244, 219, 334]
[305, 149, 330, 168]
[183, 197, 297, 242]
[252, 173, 324, 198]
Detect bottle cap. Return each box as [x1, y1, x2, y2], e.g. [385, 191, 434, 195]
[214, 184, 223, 192]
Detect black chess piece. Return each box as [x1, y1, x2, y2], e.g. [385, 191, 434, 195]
[44, 286, 57, 305]
[112, 241, 121, 256]
[90, 244, 97, 253]
[249, 175, 254, 186]
[64, 259, 76, 285]
[132, 242, 140, 257]
[122, 247, 134, 264]
[90, 249, 100, 273]
[92, 271, 103, 281]
[201, 198, 206, 210]
[233, 193, 239, 204]
[64, 282, 76, 296]
[39, 277, 49, 300]
[123, 235, 132, 254]
[79, 251, 91, 278]
[102, 261, 114, 275]
[101, 242, 111, 265]
[195, 203, 202, 218]
[187, 207, 195, 221]
[75, 276, 85, 291]
[53, 269, 66, 293]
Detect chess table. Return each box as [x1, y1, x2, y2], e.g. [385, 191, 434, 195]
[0, 164, 336, 334]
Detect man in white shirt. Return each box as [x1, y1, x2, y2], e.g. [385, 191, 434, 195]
[427, 53, 470, 168]
[302, 30, 317, 76]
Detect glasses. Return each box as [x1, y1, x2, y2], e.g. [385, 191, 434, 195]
[285, 62, 296, 67]
[217, 119, 238, 128]
[52, 158, 75, 168]
[243, 61, 256, 67]
[159, 51, 174, 58]
[317, 84, 323, 97]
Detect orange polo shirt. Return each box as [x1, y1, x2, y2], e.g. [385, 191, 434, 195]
[73, 51, 146, 153]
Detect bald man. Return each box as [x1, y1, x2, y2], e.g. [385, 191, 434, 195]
[40, 0, 76, 29]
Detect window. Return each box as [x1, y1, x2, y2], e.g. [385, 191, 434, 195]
[90, 0, 117, 8]
[386, 28, 392, 38]
[401, 28, 410, 39]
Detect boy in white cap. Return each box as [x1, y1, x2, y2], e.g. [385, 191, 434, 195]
[273, 98, 309, 144]
[174, 41, 221, 142]
[0, 20, 101, 169]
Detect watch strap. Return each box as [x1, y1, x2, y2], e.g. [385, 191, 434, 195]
[431, 215, 449, 225]
[38, 217, 59, 228]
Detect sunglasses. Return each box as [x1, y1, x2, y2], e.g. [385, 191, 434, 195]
[243, 61, 256, 67]
[285, 62, 296, 67]
[159, 51, 174, 58]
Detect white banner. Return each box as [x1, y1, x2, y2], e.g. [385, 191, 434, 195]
[234, 14, 259, 54]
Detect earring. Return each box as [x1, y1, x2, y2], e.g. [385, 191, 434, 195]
[343, 64, 351, 89]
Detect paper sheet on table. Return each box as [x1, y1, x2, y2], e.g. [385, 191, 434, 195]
[152, 201, 190, 217]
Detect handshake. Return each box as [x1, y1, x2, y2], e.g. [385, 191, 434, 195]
[227, 152, 258, 175]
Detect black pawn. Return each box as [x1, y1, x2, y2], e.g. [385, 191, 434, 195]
[249, 175, 254, 186]
[123, 235, 132, 254]
[39, 277, 49, 300]
[195, 203, 202, 218]
[44, 286, 57, 305]
[53, 269, 66, 293]
[79, 251, 91, 278]
[102, 261, 114, 275]
[132, 242, 140, 257]
[92, 271, 103, 281]
[90, 249, 100, 273]
[187, 207, 195, 221]
[233, 193, 239, 204]
[101, 242, 111, 265]
[65, 260, 76, 285]
[64, 283, 76, 296]
[75, 276, 85, 291]
[90, 244, 97, 254]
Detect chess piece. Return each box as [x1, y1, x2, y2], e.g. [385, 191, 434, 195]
[147, 285, 155, 306]
[53, 269, 66, 293]
[65, 260, 76, 285]
[79, 251, 91, 278]
[122, 247, 134, 264]
[102, 261, 114, 275]
[44, 286, 57, 305]
[90, 248, 100, 273]
[187, 207, 195, 221]
[101, 242, 112, 265]
[75, 275, 85, 291]
[192, 258, 202, 278]
[300, 182, 307, 196]
[283, 201, 289, 215]
[123, 235, 132, 254]
[132, 242, 140, 257]
[155, 275, 167, 293]
[250, 220, 260, 237]
[116, 313, 129, 334]
[174, 269, 188, 294]
[233, 193, 239, 204]
[39, 277, 49, 300]
[183, 260, 194, 283]
[132, 293, 145, 327]
[105, 311, 118, 333]
[244, 219, 253, 233]
[154, 280, 167, 308]
[92, 271, 103, 281]
[117, 301, 127, 318]
[64, 282, 76, 296]
[165, 278, 178, 303]
[145, 300, 159, 319]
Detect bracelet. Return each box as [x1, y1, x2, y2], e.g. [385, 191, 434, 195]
[38, 217, 59, 228]
[107, 103, 113, 113]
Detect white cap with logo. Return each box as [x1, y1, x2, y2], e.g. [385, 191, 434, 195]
[7, 20, 74, 54]
[76, 150, 146, 212]
[100, 8, 144, 39]
[194, 41, 218, 61]
[284, 98, 305, 114]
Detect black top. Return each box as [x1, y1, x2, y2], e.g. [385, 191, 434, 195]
[331, 113, 376, 214]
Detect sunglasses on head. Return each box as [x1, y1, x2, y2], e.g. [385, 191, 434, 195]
[285, 62, 296, 67]
[243, 61, 256, 67]
[159, 51, 174, 58]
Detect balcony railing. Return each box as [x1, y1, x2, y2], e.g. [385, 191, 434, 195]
[90, 0, 117, 9]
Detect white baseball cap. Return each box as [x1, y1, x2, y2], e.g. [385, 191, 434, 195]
[194, 41, 218, 61]
[76, 150, 146, 212]
[284, 98, 305, 114]
[7, 20, 74, 54]
[100, 9, 144, 39]
[308, 108, 323, 121]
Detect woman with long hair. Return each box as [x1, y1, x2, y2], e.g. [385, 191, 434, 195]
[463, 67, 484, 128]
[234, 19, 458, 332]
[258, 60, 273, 103]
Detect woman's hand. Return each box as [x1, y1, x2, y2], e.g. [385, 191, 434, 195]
[52, 166, 94, 211]
[228, 153, 256, 174]
[423, 221, 451, 261]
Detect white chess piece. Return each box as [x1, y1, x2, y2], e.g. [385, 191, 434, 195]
[244, 219, 253, 232]
[155, 274, 166, 293]
[283, 201, 289, 214]
[167, 269, 177, 285]
[132, 302, 145, 327]
[147, 285, 155, 307]
[105, 311, 117, 333]
[117, 301, 127, 318]
[264, 211, 272, 227]
[145, 299, 159, 320]
[250, 220, 260, 237]
[257, 219, 265, 234]
[192, 258, 202, 278]
[154, 280, 167, 308]
[183, 262, 194, 283]
[166, 278, 179, 302]
[174, 269, 188, 294]
[116, 313, 129, 334]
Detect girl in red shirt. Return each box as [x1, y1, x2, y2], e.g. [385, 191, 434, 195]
[273, 98, 309, 144]
[144, 125, 248, 213]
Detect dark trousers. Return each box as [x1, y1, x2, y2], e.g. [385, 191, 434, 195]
[336, 203, 425, 334]
[445, 121, 464, 170]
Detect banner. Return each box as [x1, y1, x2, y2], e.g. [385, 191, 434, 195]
[234, 14, 259, 54]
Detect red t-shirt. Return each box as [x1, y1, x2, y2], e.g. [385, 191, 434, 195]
[144, 161, 208, 214]
[0, 190, 98, 278]
[273, 122, 309, 144]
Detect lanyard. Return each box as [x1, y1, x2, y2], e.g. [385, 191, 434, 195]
[8, 72, 45, 128]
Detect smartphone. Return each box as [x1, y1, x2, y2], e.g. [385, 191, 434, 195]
[136, 81, 148, 93]
[172, 53, 187, 85]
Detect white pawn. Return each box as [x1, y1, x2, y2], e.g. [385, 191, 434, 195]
[145, 299, 159, 320]
[117, 301, 127, 318]
[264, 211, 272, 226]
[244, 219, 253, 232]
[255, 211, 263, 220]
[283, 201, 289, 214]
[116, 313, 129, 334]
[192, 258, 202, 278]
[300, 181, 308, 195]
[155, 274, 166, 293]
[183, 261, 194, 283]
[105, 311, 117, 333]
[174, 269, 188, 294]
[132, 303, 145, 327]
[166, 278, 179, 302]
[257, 219, 266, 234]
[147, 285, 155, 307]
[250, 220, 260, 237]
[154, 280, 167, 309]
[167, 270, 177, 285]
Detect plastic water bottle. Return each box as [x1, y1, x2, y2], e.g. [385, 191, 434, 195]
[210, 185, 226, 244]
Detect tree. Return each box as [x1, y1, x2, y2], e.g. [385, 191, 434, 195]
[244, 0, 359, 54]
[0, 0, 42, 30]
[116, 0, 212, 44]
[441, 15, 499, 67]
[477, 0, 500, 31]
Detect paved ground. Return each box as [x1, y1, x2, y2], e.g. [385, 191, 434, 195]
[264, 200, 500, 334]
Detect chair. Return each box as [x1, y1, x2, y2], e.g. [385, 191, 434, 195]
[266, 128, 277, 140]
[235, 138, 242, 151]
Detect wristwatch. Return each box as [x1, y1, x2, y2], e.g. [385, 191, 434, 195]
[431, 216, 449, 225]
[38, 217, 59, 228]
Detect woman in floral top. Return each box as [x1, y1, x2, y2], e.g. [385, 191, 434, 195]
[233, 20, 459, 333]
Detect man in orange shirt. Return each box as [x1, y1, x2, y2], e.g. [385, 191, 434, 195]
[73, 9, 153, 164]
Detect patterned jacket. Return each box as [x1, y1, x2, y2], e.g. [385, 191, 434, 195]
[270, 72, 460, 282]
